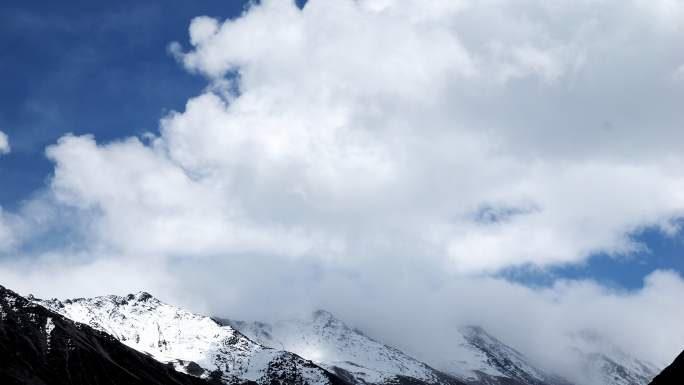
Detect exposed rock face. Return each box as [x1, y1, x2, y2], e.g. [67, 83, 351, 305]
[34, 293, 349, 385]
[649, 349, 684, 385]
[0, 285, 212, 385]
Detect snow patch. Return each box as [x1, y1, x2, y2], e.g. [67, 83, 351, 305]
[45, 317, 56, 350]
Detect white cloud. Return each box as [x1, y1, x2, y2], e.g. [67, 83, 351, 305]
[0, 131, 10, 155]
[0, 209, 17, 252]
[31, 0, 684, 271]
[45, 134, 318, 257]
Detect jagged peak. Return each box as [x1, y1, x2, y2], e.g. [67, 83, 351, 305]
[33, 290, 160, 306]
[308, 309, 356, 332]
[312, 309, 334, 319]
[126, 291, 156, 302]
[310, 309, 348, 326]
[458, 325, 489, 337]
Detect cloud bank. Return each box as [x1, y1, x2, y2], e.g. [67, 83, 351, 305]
[42, 0, 684, 271]
[1, 0, 684, 370]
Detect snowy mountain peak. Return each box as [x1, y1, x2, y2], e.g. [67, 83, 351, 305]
[307, 310, 351, 330]
[127, 291, 155, 302]
[561, 329, 660, 385]
[312, 309, 335, 320]
[416, 324, 573, 385]
[51, 292, 165, 312]
[459, 325, 486, 337]
[222, 310, 464, 385]
[0, 285, 213, 385]
[457, 324, 531, 363]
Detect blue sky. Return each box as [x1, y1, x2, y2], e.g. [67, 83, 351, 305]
[1, 0, 684, 367]
[0, 0, 247, 208]
[497, 226, 684, 291]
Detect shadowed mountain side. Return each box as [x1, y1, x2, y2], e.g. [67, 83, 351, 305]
[0, 285, 215, 385]
[649, 349, 684, 385]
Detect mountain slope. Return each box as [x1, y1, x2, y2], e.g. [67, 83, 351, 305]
[35, 292, 348, 385]
[649, 349, 684, 385]
[407, 325, 573, 385]
[219, 311, 574, 385]
[218, 310, 465, 385]
[563, 330, 660, 385]
[0, 285, 212, 385]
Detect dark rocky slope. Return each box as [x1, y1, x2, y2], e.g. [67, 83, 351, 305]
[649, 349, 684, 384]
[0, 285, 214, 385]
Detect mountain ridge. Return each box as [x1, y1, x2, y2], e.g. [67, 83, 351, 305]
[219, 310, 571, 385]
[560, 329, 661, 385]
[0, 285, 214, 385]
[26, 289, 666, 385]
[34, 292, 351, 385]
[216, 309, 466, 385]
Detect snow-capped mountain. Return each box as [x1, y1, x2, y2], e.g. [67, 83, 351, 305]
[402, 325, 572, 385]
[561, 330, 660, 385]
[0, 285, 211, 385]
[218, 310, 464, 385]
[34, 292, 345, 385]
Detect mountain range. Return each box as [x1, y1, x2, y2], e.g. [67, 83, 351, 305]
[0, 284, 674, 385]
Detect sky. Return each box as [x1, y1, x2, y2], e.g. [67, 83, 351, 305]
[1, 0, 684, 374]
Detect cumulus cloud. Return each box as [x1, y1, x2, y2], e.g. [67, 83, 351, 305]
[1, 0, 684, 368]
[34, 0, 684, 271]
[0, 131, 10, 155]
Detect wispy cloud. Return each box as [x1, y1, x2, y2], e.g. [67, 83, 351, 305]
[0, 131, 10, 155]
